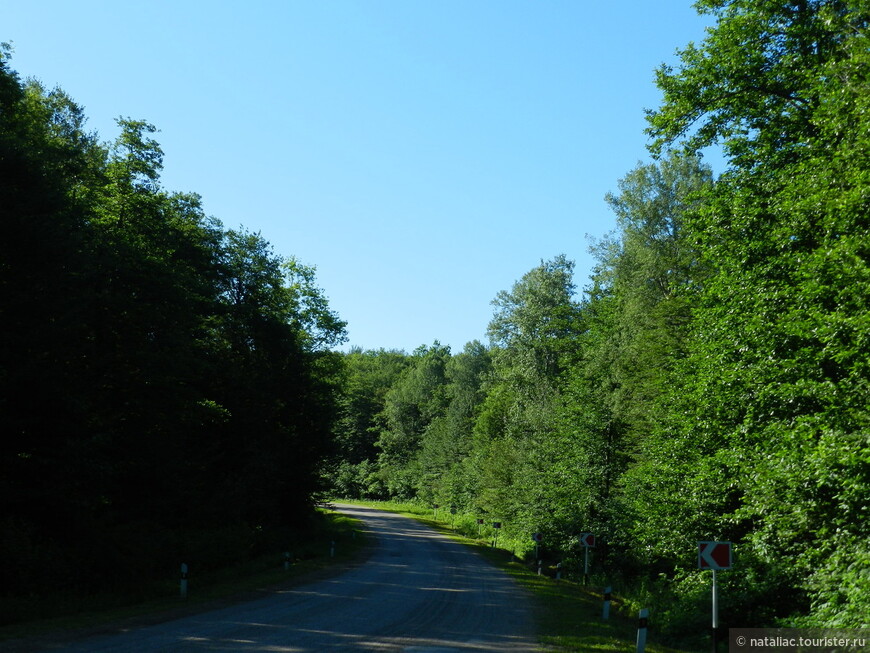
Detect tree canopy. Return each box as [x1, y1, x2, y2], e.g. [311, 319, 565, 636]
[1, 53, 345, 604]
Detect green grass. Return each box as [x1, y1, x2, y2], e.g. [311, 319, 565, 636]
[342, 499, 702, 653]
[0, 508, 368, 644]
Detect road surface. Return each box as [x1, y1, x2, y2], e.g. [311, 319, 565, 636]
[35, 504, 540, 652]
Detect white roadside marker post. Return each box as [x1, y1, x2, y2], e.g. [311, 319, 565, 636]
[602, 585, 612, 620]
[531, 532, 543, 574]
[636, 608, 649, 653]
[284, 551, 291, 571]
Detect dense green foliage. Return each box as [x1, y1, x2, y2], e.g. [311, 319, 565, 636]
[329, 0, 869, 635]
[0, 48, 345, 617]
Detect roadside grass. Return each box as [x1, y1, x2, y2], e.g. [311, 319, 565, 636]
[0, 508, 367, 644]
[342, 499, 701, 653]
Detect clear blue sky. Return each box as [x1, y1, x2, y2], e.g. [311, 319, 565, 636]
[5, 1, 716, 353]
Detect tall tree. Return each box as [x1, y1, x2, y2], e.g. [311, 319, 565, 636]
[414, 341, 492, 506]
[376, 342, 451, 497]
[551, 152, 713, 566]
[646, 0, 870, 626]
[473, 256, 583, 539]
[330, 348, 411, 498]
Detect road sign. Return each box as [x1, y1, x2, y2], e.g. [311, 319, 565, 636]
[697, 541, 732, 570]
[532, 532, 543, 542]
[578, 532, 596, 547]
[492, 522, 502, 529]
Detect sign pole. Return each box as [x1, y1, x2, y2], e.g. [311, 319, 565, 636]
[712, 568, 719, 653]
[698, 541, 730, 653]
[584, 546, 589, 585]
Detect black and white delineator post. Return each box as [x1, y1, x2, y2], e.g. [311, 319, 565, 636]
[602, 585, 612, 619]
[284, 551, 291, 571]
[636, 608, 649, 653]
[492, 522, 502, 547]
[180, 563, 189, 599]
[698, 541, 732, 653]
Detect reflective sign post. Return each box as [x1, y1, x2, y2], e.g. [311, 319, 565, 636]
[698, 541, 732, 653]
[578, 533, 595, 585]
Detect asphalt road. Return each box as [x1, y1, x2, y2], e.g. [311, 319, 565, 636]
[39, 504, 540, 652]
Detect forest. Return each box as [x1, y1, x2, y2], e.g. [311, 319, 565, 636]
[2, 0, 868, 637]
[0, 42, 348, 618]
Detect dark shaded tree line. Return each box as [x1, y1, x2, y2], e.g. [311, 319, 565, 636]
[327, 0, 868, 634]
[0, 47, 346, 609]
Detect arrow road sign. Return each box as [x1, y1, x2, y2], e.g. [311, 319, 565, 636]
[578, 532, 596, 547]
[532, 532, 543, 542]
[698, 541, 732, 570]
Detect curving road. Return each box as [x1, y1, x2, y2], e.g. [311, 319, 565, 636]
[39, 504, 540, 652]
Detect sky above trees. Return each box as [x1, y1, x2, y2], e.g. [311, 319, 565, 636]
[4, 1, 718, 352]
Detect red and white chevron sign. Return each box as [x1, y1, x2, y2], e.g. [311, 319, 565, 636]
[698, 541, 732, 570]
[578, 532, 596, 547]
